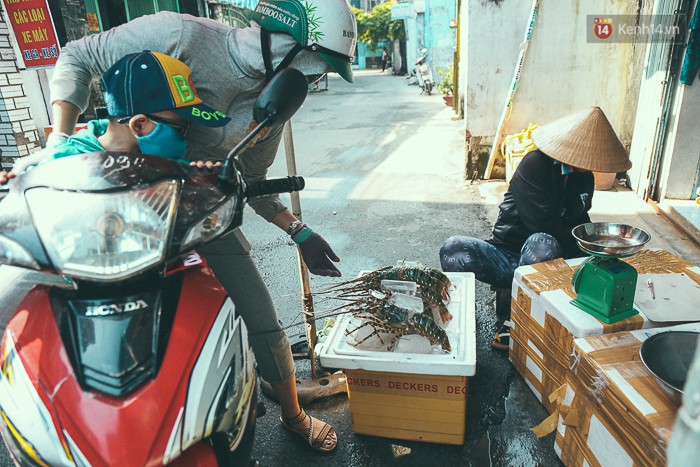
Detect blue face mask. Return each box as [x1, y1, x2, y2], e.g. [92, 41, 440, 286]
[136, 122, 188, 160]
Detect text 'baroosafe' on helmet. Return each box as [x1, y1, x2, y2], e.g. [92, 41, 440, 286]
[251, 0, 358, 83]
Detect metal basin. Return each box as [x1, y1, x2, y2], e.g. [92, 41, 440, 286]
[639, 331, 699, 404]
[571, 222, 651, 257]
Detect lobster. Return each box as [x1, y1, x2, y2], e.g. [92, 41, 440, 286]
[315, 265, 453, 323]
[343, 291, 451, 352]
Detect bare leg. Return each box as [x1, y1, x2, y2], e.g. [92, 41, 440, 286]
[272, 375, 302, 420]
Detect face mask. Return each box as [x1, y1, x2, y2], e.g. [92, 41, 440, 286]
[136, 122, 188, 160]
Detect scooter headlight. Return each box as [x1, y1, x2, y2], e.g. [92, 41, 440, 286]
[25, 181, 178, 281]
[181, 197, 237, 250]
[0, 234, 39, 270]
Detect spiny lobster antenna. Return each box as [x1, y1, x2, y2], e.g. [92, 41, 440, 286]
[280, 290, 394, 331]
[314, 266, 393, 294]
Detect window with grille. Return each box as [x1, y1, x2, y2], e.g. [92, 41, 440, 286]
[124, 0, 180, 22]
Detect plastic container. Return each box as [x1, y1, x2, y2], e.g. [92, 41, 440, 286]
[380, 279, 417, 296]
[594, 171, 616, 190]
[318, 272, 476, 445]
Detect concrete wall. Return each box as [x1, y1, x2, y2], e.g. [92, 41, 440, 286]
[404, 13, 422, 71]
[461, 0, 649, 149]
[0, 12, 41, 170]
[21, 69, 51, 144]
[456, 0, 467, 117]
[460, 0, 530, 137]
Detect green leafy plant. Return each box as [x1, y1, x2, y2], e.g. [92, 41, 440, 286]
[353, 1, 405, 51]
[435, 64, 454, 95]
[304, 1, 324, 43]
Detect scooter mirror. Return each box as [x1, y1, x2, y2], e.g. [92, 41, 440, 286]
[253, 68, 308, 126]
[220, 68, 308, 187]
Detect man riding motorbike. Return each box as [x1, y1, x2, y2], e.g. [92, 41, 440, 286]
[1, 0, 357, 453]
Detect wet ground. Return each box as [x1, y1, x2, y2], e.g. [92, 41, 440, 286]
[242, 70, 562, 466]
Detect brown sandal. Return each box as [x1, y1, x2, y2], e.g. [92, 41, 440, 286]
[280, 408, 337, 452]
[490, 320, 513, 351]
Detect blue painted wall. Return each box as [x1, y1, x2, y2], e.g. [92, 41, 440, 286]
[402, 0, 455, 79]
[423, 0, 456, 80]
[356, 40, 391, 70]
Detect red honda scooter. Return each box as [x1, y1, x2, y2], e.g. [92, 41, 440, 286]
[0, 68, 308, 466]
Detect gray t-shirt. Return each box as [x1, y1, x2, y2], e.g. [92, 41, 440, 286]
[50, 11, 321, 223]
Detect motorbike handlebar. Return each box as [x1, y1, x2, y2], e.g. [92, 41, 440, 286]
[245, 176, 305, 198]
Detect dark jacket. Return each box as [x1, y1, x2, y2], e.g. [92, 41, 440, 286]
[488, 149, 594, 258]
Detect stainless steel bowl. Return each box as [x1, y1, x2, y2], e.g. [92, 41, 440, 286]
[571, 222, 651, 257]
[639, 331, 699, 404]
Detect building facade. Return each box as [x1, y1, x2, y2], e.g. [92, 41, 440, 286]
[455, 0, 699, 231]
[393, 0, 455, 81]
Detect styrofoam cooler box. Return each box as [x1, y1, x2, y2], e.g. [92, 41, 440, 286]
[318, 272, 476, 445]
[509, 258, 586, 413]
[555, 323, 700, 466]
[508, 254, 687, 414]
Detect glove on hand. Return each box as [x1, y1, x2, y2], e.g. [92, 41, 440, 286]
[11, 132, 68, 175]
[1, 132, 68, 185]
[294, 227, 341, 277]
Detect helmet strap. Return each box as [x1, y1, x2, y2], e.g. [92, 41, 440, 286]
[261, 28, 275, 81]
[260, 28, 304, 82]
[275, 43, 304, 74]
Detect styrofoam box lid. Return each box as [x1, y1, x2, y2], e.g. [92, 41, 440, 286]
[513, 256, 586, 284]
[539, 289, 659, 337]
[514, 256, 676, 337]
[511, 256, 586, 306]
[574, 322, 700, 355]
[318, 272, 476, 376]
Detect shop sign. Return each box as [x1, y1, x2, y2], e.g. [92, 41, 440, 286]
[2, 0, 60, 68]
[391, 2, 413, 20]
[211, 0, 258, 8]
[86, 13, 100, 33]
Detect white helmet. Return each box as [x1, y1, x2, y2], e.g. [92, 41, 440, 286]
[251, 0, 357, 83]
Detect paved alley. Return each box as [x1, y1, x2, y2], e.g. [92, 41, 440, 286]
[243, 69, 564, 466]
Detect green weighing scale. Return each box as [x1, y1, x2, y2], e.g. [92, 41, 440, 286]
[570, 222, 651, 324]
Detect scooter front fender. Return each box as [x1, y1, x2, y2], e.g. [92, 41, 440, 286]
[0, 259, 255, 466]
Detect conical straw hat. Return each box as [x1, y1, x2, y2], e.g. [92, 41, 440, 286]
[530, 107, 631, 173]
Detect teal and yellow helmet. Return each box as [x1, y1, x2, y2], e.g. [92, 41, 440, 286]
[251, 0, 357, 83]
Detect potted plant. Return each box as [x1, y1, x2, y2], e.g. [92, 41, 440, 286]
[435, 64, 454, 107]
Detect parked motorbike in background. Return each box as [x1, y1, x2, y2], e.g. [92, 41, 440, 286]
[416, 52, 434, 95]
[406, 48, 434, 95]
[0, 68, 308, 466]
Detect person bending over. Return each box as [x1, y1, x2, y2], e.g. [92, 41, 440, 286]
[15, 1, 358, 452]
[440, 107, 631, 350]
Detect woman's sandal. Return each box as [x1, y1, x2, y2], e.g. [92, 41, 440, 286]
[280, 408, 337, 452]
[490, 319, 513, 351]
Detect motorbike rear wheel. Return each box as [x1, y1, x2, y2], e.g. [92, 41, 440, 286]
[426, 82, 433, 95]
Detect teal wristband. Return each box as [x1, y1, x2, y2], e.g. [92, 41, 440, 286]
[292, 226, 314, 244]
